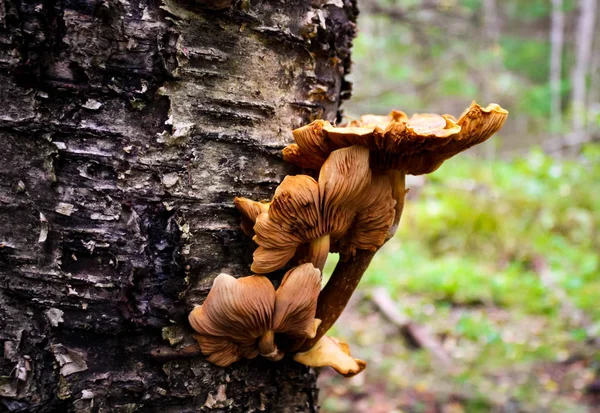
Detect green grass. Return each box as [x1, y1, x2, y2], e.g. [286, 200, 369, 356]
[366, 145, 600, 319]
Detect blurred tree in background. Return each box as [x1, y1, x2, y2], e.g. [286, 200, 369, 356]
[345, 0, 600, 155]
[319, 1, 600, 412]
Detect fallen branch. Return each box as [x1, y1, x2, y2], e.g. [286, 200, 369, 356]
[371, 288, 455, 370]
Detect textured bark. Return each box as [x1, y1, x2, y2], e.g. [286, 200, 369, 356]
[0, 1, 357, 412]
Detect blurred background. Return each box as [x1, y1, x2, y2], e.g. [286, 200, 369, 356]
[319, 0, 600, 412]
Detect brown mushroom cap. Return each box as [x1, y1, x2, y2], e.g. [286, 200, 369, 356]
[332, 173, 396, 259]
[283, 102, 508, 175]
[188, 274, 275, 366]
[250, 145, 372, 274]
[349, 110, 408, 128]
[293, 336, 366, 377]
[188, 264, 322, 367]
[273, 263, 322, 339]
[233, 197, 270, 237]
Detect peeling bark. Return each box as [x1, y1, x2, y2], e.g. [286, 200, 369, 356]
[0, 1, 357, 411]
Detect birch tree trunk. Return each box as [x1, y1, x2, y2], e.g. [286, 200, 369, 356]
[569, 0, 597, 146]
[0, 1, 357, 412]
[481, 0, 499, 160]
[550, 0, 564, 136]
[586, 11, 600, 136]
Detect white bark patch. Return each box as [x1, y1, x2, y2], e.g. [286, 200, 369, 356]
[90, 212, 120, 221]
[156, 122, 194, 146]
[316, 10, 327, 29]
[82, 99, 103, 110]
[38, 212, 49, 243]
[45, 308, 65, 327]
[51, 344, 88, 376]
[81, 389, 94, 399]
[204, 393, 217, 408]
[162, 173, 180, 188]
[204, 384, 228, 409]
[53, 141, 67, 150]
[55, 202, 76, 216]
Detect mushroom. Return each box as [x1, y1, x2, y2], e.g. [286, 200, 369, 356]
[284, 102, 508, 238]
[285, 103, 508, 350]
[293, 336, 366, 378]
[331, 173, 397, 260]
[284, 102, 506, 172]
[233, 197, 270, 237]
[188, 263, 321, 366]
[236, 145, 374, 274]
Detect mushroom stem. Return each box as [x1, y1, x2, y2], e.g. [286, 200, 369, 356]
[258, 330, 276, 354]
[386, 170, 406, 240]
[307, 234, 330, 271]
[301, 249, 377, 350]
[259, 330, 284, 361]
[299, 173, 406, 351]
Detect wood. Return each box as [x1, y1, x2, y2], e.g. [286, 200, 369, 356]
[371, 288, 454, 370]
[550, 0, 565, 136]
[569, 0, 598, 148]
[0, 0, 358, 411]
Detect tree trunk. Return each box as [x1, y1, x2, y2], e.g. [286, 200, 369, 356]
[481, 0, 499, 160]
[0, 1, 357, 412]
[569, 0, 597, 146]
[550, 0, 564, 136]
[586, 11, 600, 136]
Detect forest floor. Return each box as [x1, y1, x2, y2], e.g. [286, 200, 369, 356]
[319, 292, 600, 413]
[318, 147, 600, 413]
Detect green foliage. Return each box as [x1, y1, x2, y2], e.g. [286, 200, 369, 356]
[346, 1, 585, 139]
[366, 145, 600, 318]
[501, 36, 551, 83]
[322, 147, 600, 412]
[504, 0, 550, 19]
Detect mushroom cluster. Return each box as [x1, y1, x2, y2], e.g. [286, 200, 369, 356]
[188, 263, 366, 377]
[235, 145, 396, 274]
[189, 102, 508, 377]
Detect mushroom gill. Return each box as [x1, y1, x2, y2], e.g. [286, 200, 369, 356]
[285, 102, 508, 350]
[286, 102, 507, 238]
[237, 145, 373, 274]
[188, 274, 274, 366]
[188, 263, 321, 366]
[233, 197, 270, 237]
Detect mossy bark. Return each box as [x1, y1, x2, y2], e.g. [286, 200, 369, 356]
[0, 1, 357, 411]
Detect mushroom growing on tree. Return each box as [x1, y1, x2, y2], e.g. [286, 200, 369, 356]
[282, 102, 509, 350]
[235, 145, 393, 274]
[293, 336, 366, 378]
[285, 102, 508, 238]
[219, 102, 507, 374]
[188, 263, 321, 366]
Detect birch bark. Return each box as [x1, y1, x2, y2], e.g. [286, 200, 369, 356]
[550, 0, 564, 136]
[0, 1, 357, 411]
[570, 0, 597, 146]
